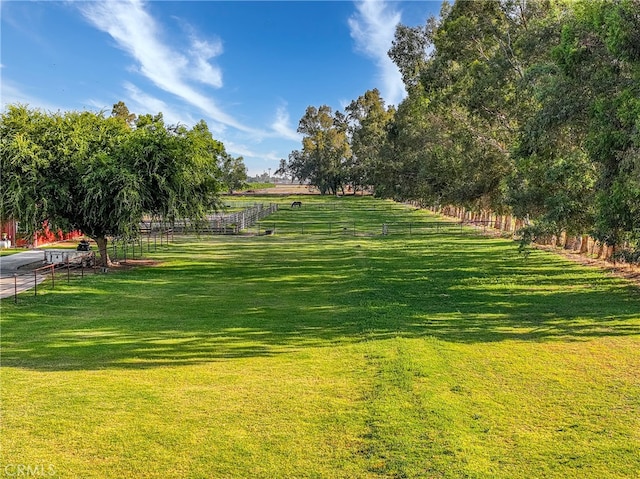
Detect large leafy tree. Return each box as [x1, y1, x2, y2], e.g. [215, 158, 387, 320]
[381, 0, 639, 258]
[1, 105, 133, 259]
[383, 0, 522, 211]
[511, 0, 640, 251]
[0, 104, 224, 265]
[219, 152, 248, 194]
[345, 89, 395, 195]
[504, 0, 599, 237]
[1, 105, 64, 237]
[283, 105, 351, 195]
[567, 0, 640, 249]
[111, 100, 137, 127]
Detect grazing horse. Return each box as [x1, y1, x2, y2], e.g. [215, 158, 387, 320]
[291, 201, 302, 208]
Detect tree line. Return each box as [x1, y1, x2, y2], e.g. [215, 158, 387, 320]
[0, 102, 247, 265]
[280, 0, 640, 260]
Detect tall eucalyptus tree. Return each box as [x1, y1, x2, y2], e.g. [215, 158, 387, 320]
[283, 105, 351, 195]
[345, 89, 395, 195]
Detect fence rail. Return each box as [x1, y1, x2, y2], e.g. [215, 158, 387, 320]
[110, 232, 171, 263]
[139, 203, 278, 235]
[1, 206, 494, 302]
[253, 220, 482, 236]
[2, 251, 98, 303]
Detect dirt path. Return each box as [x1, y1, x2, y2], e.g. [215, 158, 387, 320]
[238, 184, 318, 195]
[535, 244, 640, 287]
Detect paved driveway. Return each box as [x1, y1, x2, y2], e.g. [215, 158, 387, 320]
[0, 250, 46, 299]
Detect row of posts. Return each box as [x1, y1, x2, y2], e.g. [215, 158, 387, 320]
[111, 229, 172, 262]
[12, 254, 96, 303]
[256, 221, 464, 236]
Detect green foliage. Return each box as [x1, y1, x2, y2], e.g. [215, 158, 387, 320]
[380, 0, 527, 212]
[365, 0, 640, 253]
[284, 105, 351, 195]
[0, 104, 224, 264]
[388, 23, 431, 89]
[345, 89, 395, 194]
[541, 0, 640, 245]
[219, 152, 248, 194]
[111, 100, 136, 127]
[277, 0, 640, 255]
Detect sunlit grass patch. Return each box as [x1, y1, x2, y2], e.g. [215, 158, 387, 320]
[1, 197, 639, 478]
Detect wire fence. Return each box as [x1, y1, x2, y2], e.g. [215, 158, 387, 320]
[1, 233, 182, 302]
[139, 203, 279, 236]
[110, 230, 173, 263]
[252, 220, 491, 237]
[2, 251, 97, 303]
[1, 203, 500, 302]
[109, 204, 279, 262]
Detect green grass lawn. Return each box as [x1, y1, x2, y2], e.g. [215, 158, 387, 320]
[0, 248, 29, 257]
[1, 197, 639, 478]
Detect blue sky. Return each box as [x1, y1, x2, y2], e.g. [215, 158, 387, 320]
[1, 0, 441, 175]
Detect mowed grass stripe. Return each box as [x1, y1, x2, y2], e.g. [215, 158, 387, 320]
[1, 197, 639, 478]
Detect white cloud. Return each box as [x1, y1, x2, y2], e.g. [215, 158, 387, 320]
[348, 0, 406, 107]
[78, 0, 260, 135]
[122, 82, 202, 128]
[123, 83, 169, 116]
[222, 140, 284, 175]
[84, 98, 113, 112]
[224, 140, 281, 163]
[271, 105, 301, 142]
[338, 98, 352, 111]
[189, 38, 224, 88]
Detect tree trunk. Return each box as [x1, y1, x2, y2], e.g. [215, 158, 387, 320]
[504, 215, 512, 233]
[579, 235, 590, 254]
[95, 236, 112, 267]
[601, 244, 614, 261]
[558, 231, 567, 248]
[592, 241, 602, 258]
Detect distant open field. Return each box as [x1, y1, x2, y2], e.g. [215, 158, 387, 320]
[239, 183, 340, 195]
[1, 196, 639, 478]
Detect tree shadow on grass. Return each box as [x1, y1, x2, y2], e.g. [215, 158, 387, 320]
[2, 235, 639, 371]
